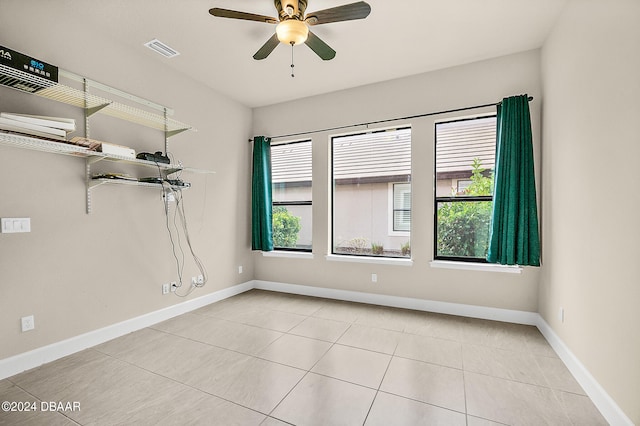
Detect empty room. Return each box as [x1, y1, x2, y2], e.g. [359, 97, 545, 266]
[0, 0, 638, 425]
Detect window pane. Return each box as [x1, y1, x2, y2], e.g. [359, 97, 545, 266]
[332, 128, 411, 258]
[434, 116, 496, 262]
[435, 116, 496, 197]
[272, 204, 312, 250]
[393, 183, 411, 232]
[271, 140, 312, 251]
[436, 200, 492, 259]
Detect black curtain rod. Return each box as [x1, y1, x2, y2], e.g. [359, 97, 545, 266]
[249, 96, 533, 142]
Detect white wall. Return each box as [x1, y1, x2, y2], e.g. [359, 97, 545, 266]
[0, 4, 253, 359]
[540, 0, 640, 423]
[253, 50, 542, 311]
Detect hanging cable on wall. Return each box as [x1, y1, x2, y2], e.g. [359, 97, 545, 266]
[157, 159, 208, 297]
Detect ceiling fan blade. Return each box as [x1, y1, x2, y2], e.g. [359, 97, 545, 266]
[305, 30, 336, 60]
[305, 1, 371, 26]
[209, 8, 278, 24]
[253, 34, 280, 60]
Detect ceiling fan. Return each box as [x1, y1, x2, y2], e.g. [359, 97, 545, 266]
[209, 1, 371, 61]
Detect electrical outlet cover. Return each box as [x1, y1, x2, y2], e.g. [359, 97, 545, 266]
[21, 315, 35, 332]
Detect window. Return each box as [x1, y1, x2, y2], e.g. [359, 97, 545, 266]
[435, 116, 496, 262]
[391, 183, 411, 233]
[271, 140, 312, 251]
[332, 127, 411, 258]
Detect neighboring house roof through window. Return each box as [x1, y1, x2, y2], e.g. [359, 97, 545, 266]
[436, 116, 496, 179]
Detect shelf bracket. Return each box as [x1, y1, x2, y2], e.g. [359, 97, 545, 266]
[165, 128, 190, 139]
[87, 155, 105, 165]
[86, 103, 111, 117]
[88, 179, 107, 189]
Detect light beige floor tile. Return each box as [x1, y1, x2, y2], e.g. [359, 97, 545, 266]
[461, 318, 535, 352]
[270, 293, 326, 316]
[4, 292, 608, 426]
[337, 324, 403, 354]
[0, 380, 76, 426]
[11, 349, 257, 426]
[535, 355, 585, 394]
[396, 333, 463, 369]
[202, 356, 306, 413]
[289, 316, 350, 342]
[354, 305, 409, 331]
[462, 344, 548, 386]
[466, 415, 508, 425]
[523, 328, 558, 358]
[155, 391, 267, 426]
[231, 308, 308, 332]
[311, 344, 391, 389]
[365, 391, 466, 425]
[179, 349, 253, 395]
[402, 311, 465, 341]
[192, 298, 256, 321]
[260, 416, 292, 426]
[12, 349, 130, 402]
[380, 356, 465, 412]
[151, 311, 220, 335]
[102, 330, 251, 390]
[155, 313, 283, 355]
[271, 373, 376, 426]
[93, 327, 168, 358]
[465, 371, 572, 426]
[258, 333, 332, 370]
[312, 300, 365, 323]
[553, 390, 608, 425]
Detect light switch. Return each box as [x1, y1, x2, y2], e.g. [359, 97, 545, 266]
[1, 218, 31, 233]
[2, 218, 13, 233]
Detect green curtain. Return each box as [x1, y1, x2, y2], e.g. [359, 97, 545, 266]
[487, 95, 540, 266]
[251, 136, 274, 251]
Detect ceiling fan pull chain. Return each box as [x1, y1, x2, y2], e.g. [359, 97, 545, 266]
[290, 42, 295, 77]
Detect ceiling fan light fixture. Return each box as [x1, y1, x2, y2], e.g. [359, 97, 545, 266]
[276, 19, 309, 45]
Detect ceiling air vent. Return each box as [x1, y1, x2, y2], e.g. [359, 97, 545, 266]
[144, 39, 180, 58]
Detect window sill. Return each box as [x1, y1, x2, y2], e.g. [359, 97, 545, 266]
[326, 254, 413, 266]
[430, 260, 522, 274]
[262, 251, 314, 260]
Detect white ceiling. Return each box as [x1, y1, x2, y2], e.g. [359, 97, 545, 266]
[6, 0, 568, 108]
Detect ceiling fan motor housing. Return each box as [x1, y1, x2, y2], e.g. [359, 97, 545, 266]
[275, 0, 308, 20]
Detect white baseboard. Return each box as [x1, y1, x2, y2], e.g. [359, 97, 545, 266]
[1, 279, 631, 426]
[253, 279, 539, 325]
[536, 317, 634, 426]
[0, 281, 254, 380]
[254, 280, 632, 426]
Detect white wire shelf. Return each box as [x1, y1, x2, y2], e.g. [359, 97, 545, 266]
[0, 132, 213, 174]
[36, 85, 192, 134]
[89, 178, 190, 191]
[0, 64, 194, 134]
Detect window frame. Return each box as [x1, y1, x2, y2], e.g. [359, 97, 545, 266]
[388, 182, 411, 236]
[331, 126, 412, 259]
[271, 139, 312, 253]
[433, 115, 496, 263]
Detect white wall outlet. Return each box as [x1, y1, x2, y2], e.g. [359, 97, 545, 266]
[21, 315, 35, 332]
[170, 281, 177, 292]
[371, 273, 378, 283]
[162, 283, 170, 295]
[238, 265, 243, 274]
[559, 307, 565, 323]
[197, 275, 204, 284]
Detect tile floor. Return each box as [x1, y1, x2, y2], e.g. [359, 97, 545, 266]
[0, 290, 608, 425]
